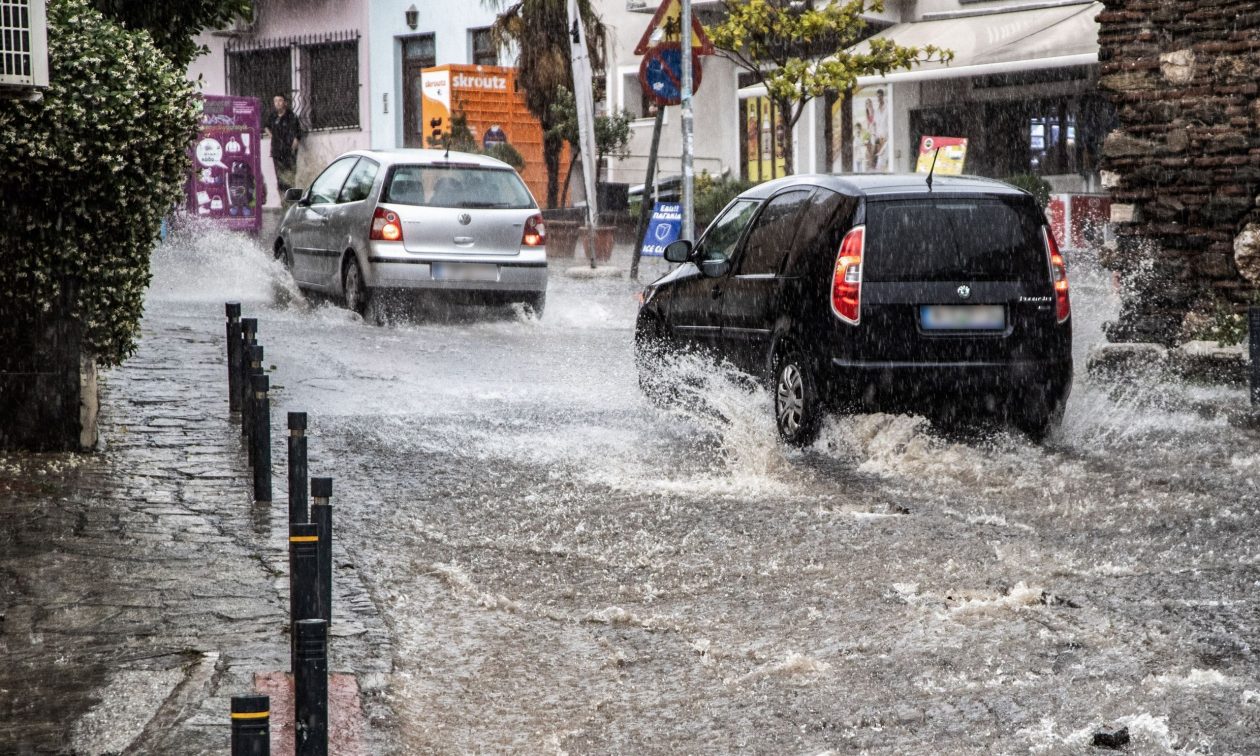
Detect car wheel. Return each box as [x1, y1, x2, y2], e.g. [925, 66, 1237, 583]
[774, 349, 822, 447]
[522, 292, 546, 318]
[634, 315, 674, 406]
[276, 242, 294, 271]
[1010, 393, 1065, 443]
[343, 255, 370, 316]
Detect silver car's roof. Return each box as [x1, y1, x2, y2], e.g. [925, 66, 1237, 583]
[338, 148, 517, 171]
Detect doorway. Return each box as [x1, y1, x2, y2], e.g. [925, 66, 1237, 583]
[401, 34, 436, 148]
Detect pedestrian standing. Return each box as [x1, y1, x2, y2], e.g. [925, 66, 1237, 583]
[264, 94, 303, 198]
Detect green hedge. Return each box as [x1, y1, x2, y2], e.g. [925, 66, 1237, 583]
[0, 0, 199, 366]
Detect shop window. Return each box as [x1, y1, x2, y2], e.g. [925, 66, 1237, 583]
[739, 95, 787, 183]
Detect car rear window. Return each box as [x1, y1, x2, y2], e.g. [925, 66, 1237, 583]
[383, 165, 535, 209]
[864, 197, 1048, 284]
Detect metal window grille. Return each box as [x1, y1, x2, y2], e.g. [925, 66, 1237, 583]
[1, 0, 47, 88]
[470, 27, 497, 66]
[301, 36, 359, 130]
[225, 30, 360, 132]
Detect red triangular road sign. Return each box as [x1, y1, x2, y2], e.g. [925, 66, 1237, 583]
[634, 0, 715, 56]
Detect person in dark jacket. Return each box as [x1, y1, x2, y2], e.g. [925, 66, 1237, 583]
[264, 94, 303, 196]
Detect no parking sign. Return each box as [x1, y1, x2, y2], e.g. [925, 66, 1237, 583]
[640, 202, 682, 257]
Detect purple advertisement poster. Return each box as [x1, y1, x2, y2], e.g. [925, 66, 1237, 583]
[187, 95, 262, 232]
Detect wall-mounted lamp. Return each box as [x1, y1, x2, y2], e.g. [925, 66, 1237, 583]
[405, 5, 418, 30]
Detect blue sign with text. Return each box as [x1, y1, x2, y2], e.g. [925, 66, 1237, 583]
[641, 202, 682, 257]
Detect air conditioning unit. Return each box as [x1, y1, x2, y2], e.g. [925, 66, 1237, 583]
[0, 0, 50, 97]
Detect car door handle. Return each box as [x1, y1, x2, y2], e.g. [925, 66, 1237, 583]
[710, 285, 722, 299]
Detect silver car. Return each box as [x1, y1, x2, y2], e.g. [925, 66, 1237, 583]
[276, 149, 548, 316]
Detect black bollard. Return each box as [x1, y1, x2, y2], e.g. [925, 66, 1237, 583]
[293, 618, 328, 756]
[288, 413, 309, 525]
[239, 318, 258, 422]
[226, 303, 242, 413]
[1250, 306, 1259, 407]
[230, 694, 270, 756]
[310, 477, 333, 627]
[245, 345, 264, 457]
[252, 374, 271, 504]
[289, 522, 320, 673]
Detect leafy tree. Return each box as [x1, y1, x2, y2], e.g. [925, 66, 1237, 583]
[546, 87, 633, 185]
[708, 0, 951, 174]
[0, 0, 200, 367]
[91, 0, 252, 67]
[487, 0, 606, 208]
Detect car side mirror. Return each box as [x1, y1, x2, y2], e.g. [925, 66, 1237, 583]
[700, 257, 732, 278]
[663, 239, 693, 263]
[284, 187, 306, 205]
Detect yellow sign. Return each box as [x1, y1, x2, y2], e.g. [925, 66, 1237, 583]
[916, 136, 968, 175]
[634, 0, 714, 55]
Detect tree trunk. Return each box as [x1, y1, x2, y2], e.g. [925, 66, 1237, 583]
[543, 131, 564, 209]
[559, 154, 578, 209]
[778, 97, 799, 176]
[630, 106, 666, 282]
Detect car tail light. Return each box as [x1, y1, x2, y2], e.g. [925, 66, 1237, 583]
[1044, 227, 1070, 323]
[522, 213, 545, 247]
[370, 207, 403, 242]
[831, 226, 864, 324]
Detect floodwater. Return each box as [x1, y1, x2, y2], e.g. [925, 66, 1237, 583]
[143, 225, 1260, 753]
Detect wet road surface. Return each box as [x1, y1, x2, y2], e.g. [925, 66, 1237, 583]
[41, 229, 1260, 752]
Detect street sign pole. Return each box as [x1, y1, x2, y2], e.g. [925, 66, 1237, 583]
[680, 0, 694, 242]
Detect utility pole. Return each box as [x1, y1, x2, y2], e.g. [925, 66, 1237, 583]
[680, 0, 694, 241]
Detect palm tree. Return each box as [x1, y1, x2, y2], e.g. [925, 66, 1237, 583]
[487, 0, 606, 208]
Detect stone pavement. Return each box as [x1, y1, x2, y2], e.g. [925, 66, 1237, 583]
[0, 311, 391, 754]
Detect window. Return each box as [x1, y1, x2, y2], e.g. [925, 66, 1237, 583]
[403, 33, 435, 68]
[620, 71, 653, 119]
[226, 31, 361, 132]
[308, 156, 359, 205]
[695, 200, 760, 263]
[470, 27, 497, 66]
[385, 165, 535, 209]
[737, 190, 811, 275]
[227, 46, 292, 113]
[302, 40, 359, 130]
[338, 158, 379, 203]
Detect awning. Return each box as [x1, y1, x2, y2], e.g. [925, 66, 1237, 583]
[852, 1, 1102, 86]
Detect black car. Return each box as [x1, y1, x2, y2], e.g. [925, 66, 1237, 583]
[634, 174, 1072, 445]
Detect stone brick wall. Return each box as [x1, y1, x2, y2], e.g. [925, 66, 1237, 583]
[1097, 0, 1260, 344]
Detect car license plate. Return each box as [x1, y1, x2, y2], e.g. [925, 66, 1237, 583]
[431, 263, 499, 282]
[920, 305, 1006, 331]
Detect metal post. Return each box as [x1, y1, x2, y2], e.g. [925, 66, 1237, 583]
[226, 303, 242, 413]
[252, 374, 271, 504]
[294, 618, 328, 756]
[310, 477, 333, 627]
[288, 413, 309, 524]
[239, 318, 258, 423]
[230, 695, 270, 756]
[1250, 306, 1259, 407]
[680, 0, 695, 242]
[245, 345, 264, 461]
[289, 523, 320, 673]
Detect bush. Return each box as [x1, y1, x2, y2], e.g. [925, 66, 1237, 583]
[0, 0, 199, 367]
[695, 172, 754, 230]
[1004, 173, 1053, 210]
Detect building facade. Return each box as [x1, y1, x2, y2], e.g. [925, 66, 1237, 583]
[189, 1, 505, 206]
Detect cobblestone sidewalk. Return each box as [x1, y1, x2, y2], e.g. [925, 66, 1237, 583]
[0, 312, 391, 754]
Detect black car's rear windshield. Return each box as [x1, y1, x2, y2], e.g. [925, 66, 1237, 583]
[864, 197, 1048, 284]
[383, 164, 536, 209]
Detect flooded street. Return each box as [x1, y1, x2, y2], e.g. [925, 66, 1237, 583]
[144, 229, 1260, 754]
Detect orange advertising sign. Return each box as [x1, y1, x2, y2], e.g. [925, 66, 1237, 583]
[420, 64, 567, 205]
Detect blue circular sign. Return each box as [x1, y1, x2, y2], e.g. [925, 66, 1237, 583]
[639, 43, 702, 107]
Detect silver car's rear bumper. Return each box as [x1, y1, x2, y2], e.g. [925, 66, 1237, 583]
[365, 244, 547, 293]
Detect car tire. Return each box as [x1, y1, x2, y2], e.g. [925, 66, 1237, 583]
[522, 292, 546, 318]
[634, 315, 675, 406]
[1011, 393, 1065, 443]
[773, 348, 823, 447]
[276, 242, 294, 272]
[343, 255, 370, 316]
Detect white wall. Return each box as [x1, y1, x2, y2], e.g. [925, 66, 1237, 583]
[367, 1, 503, 149]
